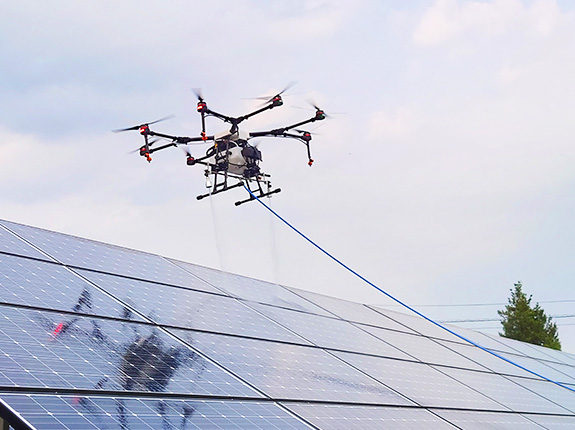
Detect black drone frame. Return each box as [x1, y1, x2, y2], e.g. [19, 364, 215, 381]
[114, 88, 326, 205]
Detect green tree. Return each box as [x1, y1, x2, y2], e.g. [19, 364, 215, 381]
[498, 282, 561, 350]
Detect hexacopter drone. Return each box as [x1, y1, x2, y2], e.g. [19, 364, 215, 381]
[113, 85, 326, 206]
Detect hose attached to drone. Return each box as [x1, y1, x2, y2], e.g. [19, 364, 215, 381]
[243, 184, 575, 393]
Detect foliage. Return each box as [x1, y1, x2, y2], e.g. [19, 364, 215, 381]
[498, 282, 561, 350]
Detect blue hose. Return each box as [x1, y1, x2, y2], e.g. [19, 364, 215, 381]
[244, 185, 575, 393]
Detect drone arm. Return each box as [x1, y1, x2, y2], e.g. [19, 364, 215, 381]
[236, 101, 280, 123]
[249, 131, 314, 166]
[147, 131, 214, 144]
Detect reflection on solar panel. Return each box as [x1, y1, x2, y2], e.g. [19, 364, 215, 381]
[1, 219, 575, 429]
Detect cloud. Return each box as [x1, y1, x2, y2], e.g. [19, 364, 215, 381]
[412, 0, 564, 46]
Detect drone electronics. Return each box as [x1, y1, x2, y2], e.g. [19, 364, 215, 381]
[113, 85, 326, 206]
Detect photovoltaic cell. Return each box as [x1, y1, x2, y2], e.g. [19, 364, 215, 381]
[168, 259, 333, 315]
[374, 308, 465, 343]
[247, 302, 412, 359]
[496, 352, 575, 384]
[510, 377, 575, 414]
[0, 220, 219, 293]
[523, 413, 575, 428]
[0, 305, 259, 398]
[0, 254, 144, 322]
[283, 403, 457, 430]
[170, 328, 416, 405]
[285, 288, 417, 333]
[447, 326, 523, 355]
[0, 394, 313, 430]
[0, 224, 53, 261]
[431, 410, 546, 429]
[436, 366, 570, 414]
[2, 219, 575, 429]
[360, 325, 485, 370]
[76, 269, 311, 344]
[495, 335, 575, 364]
[433, 339, 534, 378]
[333, 351, 506, 410]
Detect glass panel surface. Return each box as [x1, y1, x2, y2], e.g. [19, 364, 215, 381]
[170, 328, 416, 405]
[0, 394, 312, 430]
[77, 269, 310, 344]
[447, 326, 522, 354]
[496, 352, 575, 384]
[283, 403, 457, 430]
[510, 377, 575, 413]
[435, 339, 534, 378]
[0, 223, 53, 261]
[362, 325, 484, 370]
[0, 220, 219, 293]
[0, 254, 144, 321]
[495, 335, 574, 363]
[333, 351, 506, 410]
[169, 259, 333, 315]
[0, 305, 259, 397]
[436, 366, 570, 414]
[286, 288, 417, 332]
[523, 413, 575, 429]
[247, 302, 411, 359]
[374, 308, 465, 343]
[432, 410, 546, 429]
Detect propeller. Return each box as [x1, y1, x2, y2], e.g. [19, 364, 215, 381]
[244, 81, 297, 104]
[192, 88, 204, 102]
[112, 115, 176, 133]
[127, 138, 160, 154]
[181, 146, 197, 166]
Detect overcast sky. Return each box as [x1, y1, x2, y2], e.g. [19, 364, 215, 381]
[1, 0, 575, 351]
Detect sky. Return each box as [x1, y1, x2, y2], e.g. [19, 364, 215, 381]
[1, 0, 575, 351]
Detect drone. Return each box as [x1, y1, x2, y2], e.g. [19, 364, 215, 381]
[113, 85, 327, 206]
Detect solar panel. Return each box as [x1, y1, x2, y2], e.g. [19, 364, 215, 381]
[246, 302, 412, 359]
[0, 225, 53, 261]
[333, 351, 507, 410]
[436, 366, 571, 414]
[285, 287, 418, 332]
[169, 258, 333, 315]
[76, 269, 310, 344]
[2, 218, 575, 429]
[431, 410, 547, 429]
[0, 254, 145, 322]
[0, 394, 312, 429]
[0, 305, 259, 398]
[360, 324, 485, 370]
[169, 328, 416, 406]
[0, 220, 219, 293]
[282, 403, 457, 429]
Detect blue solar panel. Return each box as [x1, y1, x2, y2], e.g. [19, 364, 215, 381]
[76, 269, 311, 344]
[432, 410, 547, 429]
[283, 403, 456, 429]
[286, 288, 418, 332]
[0, 220, 220, 293]
[2, 219, 575, 429]
[169, 258, 333, 315]
[0, 224, 53, 261]
[169, 328, 416, 405]
[1, 394, 313, 430]
[0, 305, 260, 398]
[437, 366, 571, 414]
[247, 302, 412, 359]
[0, 254, 145, 322]
[333, 351, 506, 410]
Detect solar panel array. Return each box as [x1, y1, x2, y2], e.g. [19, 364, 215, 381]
[1, 218, 575, 429]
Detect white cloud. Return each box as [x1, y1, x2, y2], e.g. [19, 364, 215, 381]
[367, 107, 414, 139]
[412, 0, 564, 46]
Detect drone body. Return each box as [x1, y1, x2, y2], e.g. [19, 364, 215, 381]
[114, 86, 326, 205]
